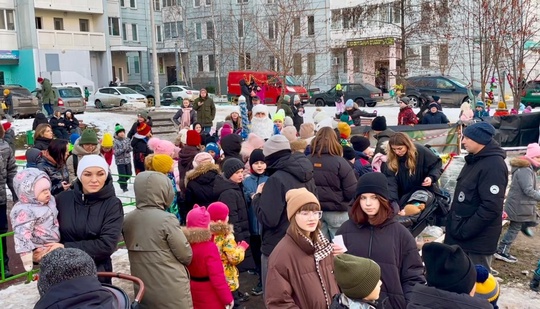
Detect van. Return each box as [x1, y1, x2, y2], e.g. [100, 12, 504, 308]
[227, 71, 309, 104]
[0, 85, 40, 117]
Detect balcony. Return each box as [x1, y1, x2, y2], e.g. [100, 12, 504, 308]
[34, 0, 104, 14]
[330, 23, 401, 49]
[0, 32, 18, 50]
[37, 30, 106, 51]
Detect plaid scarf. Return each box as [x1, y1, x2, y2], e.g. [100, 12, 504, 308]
[300, 230, 334, 307]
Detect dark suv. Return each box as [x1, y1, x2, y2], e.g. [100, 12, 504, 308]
[123, 84, 155, 106]
[405, 75, 480, 107]
[521, 80, 540, 107]
[309, 82, 383, 107]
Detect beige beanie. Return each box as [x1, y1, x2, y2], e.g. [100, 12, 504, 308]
[285, 188, 320, 220]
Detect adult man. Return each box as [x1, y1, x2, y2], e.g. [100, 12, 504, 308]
[38, 77, 55, 117]
[444, 122, 508, 272]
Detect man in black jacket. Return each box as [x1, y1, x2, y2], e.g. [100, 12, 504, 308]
[444, 122, 508, 272]
[370, 116, 395, 155]
[253, 135, 317, 292]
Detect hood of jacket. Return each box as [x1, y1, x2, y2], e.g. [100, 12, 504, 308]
[63, 109, 73, 118]
[268, 152, 314, 183]
[465, 140, 506, 164]
[35, 113, 48, 122]
[134, 171, 174, 211]
[213, 176, 242, 196]
[185, 163, 220, 183]
[209, 221, 233, 236]
[221, 134, 242, 157]
[179, 145, 199, 167]
[408, 284, 492, 309]
[374, 129, 395, 140]
[34, 137, 52, 151]
[73, 174, 116, 204]
[13, 168, 50, 204]
[183, 227, 212, 244]
[71, 138, 101, 156]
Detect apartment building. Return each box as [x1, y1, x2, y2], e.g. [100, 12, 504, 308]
[0, 0, 20, 86]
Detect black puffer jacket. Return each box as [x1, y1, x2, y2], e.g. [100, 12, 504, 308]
[337, 218, 425, 309]
[56, 176, 124, 283]
[374, 129, 395, 155]
[131, 137, 152, 174]
[33, 137, 52, 151]
[444, 140, 508, 255]
[407, 284, 492, 309]
[309, 152, 356, 212]
[32, 113, 49, 130]
[183, 163, 220, 220]
[127, 119, 153, 139]
[49, 116, 68, 139]
[213, 176, 250, 243]
[253, 151, 317, 256]
[219, 134, 243, 168]
[0, 139, 16, 206]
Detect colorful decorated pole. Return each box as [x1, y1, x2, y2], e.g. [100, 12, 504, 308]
[239, 95, 249, 140]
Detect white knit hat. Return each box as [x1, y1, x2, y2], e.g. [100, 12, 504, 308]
[76, 154, 109, 179]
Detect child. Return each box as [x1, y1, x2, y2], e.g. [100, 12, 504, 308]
[131, 122, 153, 175]
[531, 259, 540, 291]
[273, 109, 285, 134]
[341, 99, 378, 126]
[474, 265, 500, 309]
[421, 102, 450, 124]
[208, 202, 250, 306]
[242, 149, 268, 295]
[474, 101, 490, 119]
[493, 102, 509, 117]
[494, 143, 540, 263]
[2, 121, 14, 155]
[350, 135, 374, 177]
[398, 97, 418, 126]
[337, 122, 352, 147]
[100, 132, 114, 166]
[152, 154, 181, 221]
[173, 99, 197, 129]
[342, 146, 359, 179]
[84, 87, 90, 102]
[10, 169, 60, 271]
[113, 124, 132, 192]
[205, 142, 221, 162]
[331, 254, 383, 309]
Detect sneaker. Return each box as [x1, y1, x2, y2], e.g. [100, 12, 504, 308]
[494, 251, 518, 263]
[522, 226, 534, 237]
[236, 290, 250, 302]
[246, 270, 258, 276]
[251, 283, 263, 296]
[491, 268, 500, 276]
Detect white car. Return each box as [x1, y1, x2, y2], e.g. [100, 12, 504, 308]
[161, 85, 200, 101]
[93, 87, 148, 108]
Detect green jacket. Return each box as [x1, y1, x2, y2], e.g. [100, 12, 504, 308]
[41, 78, 55, 104]
[193, 96, 216, 127]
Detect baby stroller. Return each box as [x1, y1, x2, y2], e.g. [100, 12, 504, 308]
[98, 272, 145, 309]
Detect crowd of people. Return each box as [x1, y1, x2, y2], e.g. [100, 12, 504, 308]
[0, 85, 540, 309]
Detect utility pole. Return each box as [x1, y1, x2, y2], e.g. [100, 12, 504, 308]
[150, 0, 161, 107]
[175, 41, 181, 84]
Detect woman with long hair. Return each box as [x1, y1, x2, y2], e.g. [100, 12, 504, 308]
[37, 139, 70, 196]
[336, 173, 425, 309]
[265, 188, 340, 308]
[33, 124, 54, 151]
[309, 127, 357, 240]
[384, 132, 442, 205]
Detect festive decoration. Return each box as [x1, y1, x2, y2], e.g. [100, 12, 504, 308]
[486, 76, 497, 108]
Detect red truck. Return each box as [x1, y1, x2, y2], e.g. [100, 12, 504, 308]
[227, 71, 310, 104]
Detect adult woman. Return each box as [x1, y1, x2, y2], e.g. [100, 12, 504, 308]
[192, 122, 206, 145]
[336, 173, 425, 309]
[228, 110, 242, 132]
[309, 127, 357, 239]
[193, 88, 216, 133]
[37, 139, 70, 196]
[383, 132, 442, 205]
[265, 188, 340, 308]
[123, 171, 193, 309]
[49, 110, 69, 140]
[33, 124, 54, 151]
[55, 155, 124, 284]
[63, 110, 80, 135]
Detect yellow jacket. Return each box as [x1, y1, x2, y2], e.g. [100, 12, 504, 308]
[210, 221, 245, 291]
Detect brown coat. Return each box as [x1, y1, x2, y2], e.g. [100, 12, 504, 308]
[265, 229, 340, 309]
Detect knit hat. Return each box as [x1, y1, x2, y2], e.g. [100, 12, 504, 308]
[283, 95, 291, 103]
[273, 109, 285, 122]
[284, 116, 294, 127]
[137, 109, 149, 119]
[114, 123, 125, 134]
[2, 121, 11, 131]
[525, 143, 540, 159]
[238, 95, 246, 103]
[281, 126, 297, 142]
[355, 172, 389, 199]
[192, 152, 215, 168]
[337, 122, 351, 139]
[220, 123, 233, 139]
[148, 137, 176, 156]
[69, 133, 80, 145]
[429, 102, 439, 110]
[476, 101, 485, 107]
[474, 265, 500, 302]
[263, 134, 291, 157]
[37, 77, 44, 83]
[463, 122, 496, 145]
[222, 158, 244, 179]
[101, 132, 113, 148]
[342, 146, 356, 161]
[285, 188, 320, 220]
[76, 154, 109, 179]
[400, 97, 410, 105]
[37, 248, 97, 297]
[334, 254, 381, 300]
[345, 99, 354, 109]
[293, 95, 300, 103]
[249, 149, 265, 166]
[186, 130, 201, 146]
[205, 142, 220, 156]
[351, 136, 371, 152]
[178, 128, 188, 145]
[244, 133, 265, 150]
[152, 154, 174, 174]
[186, 205, 211, 228]
[33, 177, 51, 198]
[299, 123, 315, 139]
[371, 116, 387, 131]
[208, 202, 230, 222]
[79, 129, 98, 145]
[422, 242, 476, 295]
[137, 122, 152, 136]
[497, 101, 506, 110]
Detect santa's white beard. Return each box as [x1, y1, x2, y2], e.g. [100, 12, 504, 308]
[250, 117, 274, 140]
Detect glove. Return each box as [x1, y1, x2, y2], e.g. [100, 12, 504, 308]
[21, 252, 33, 272]
[238, 241, 249, 251]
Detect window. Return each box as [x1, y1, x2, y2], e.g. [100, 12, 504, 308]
[164, 21, 183, 39]
[268, 20, 277, 40]
[238, 19, 244, 38]
[195, 23, 202, 40]
[79, 19, 89, 32]
[120, 0, 125, 6]
[118, 68, 124, 82]
[206, 21, 214, 39]
[109, 17, 120, 36]
[163, 0, 176, 6]
[208, 54, 215, 71]
[197, 55, 204, 72]
[439, 44, 448, 66]
[159, 57, 165, 74]
[353, 52, 361, 72]
[267, 0, 274, 3]
[293, 17, 300, 36]
[331, 10, 341, 30]
[132, 24, 138, 41]
[156, 25, 162, 42]
[194, 0, 201, 7]
[269, 55, 276, 71]
[239, 53, 251, 70]
[307, 53, 316, 75]
[122, 23, 127, 40]
[154, 0, 161, 10]
[391, 2, 401, 24]
[130, 0, 137, 8]
[206, 0, 212, 4]
[293, 53, 302, 75]
[134, 56, 140, 73]
[126, 58, 130, 74]
[35, 17, 42, 30]
[53, 18, 64, 30]
[237, 0, 249, 3]
[421, 2, 431, 21]
[421, 45, 430, 67]
[307, 15, 314, 35]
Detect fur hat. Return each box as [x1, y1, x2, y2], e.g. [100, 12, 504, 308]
[136, 122, 152, 136]
[337, 122, 351, 139]
[152, 154, 174, 174]
[208, 202, 230, 222]
[356, 172, 389, 199]
[115, 123, 125, 134]
[186, 130, 201, 146]
[79, 129, 98, 145]
[192, 152, 215, 168]
[148, 137, 176, 156]
[76, 154, 109, 179]
[463, 122, 496, 145]
[334, 254, 381, 300]
[299, 123, 315, 139]
[222, 158, 244, 179]
[187, 205, 211, 228]
[281, 126, 298, 142]
[351, 136, 371, 152]
[285, 188, 320, 220]
[263, 134, 291, 157]
[101, 133, 113, 148]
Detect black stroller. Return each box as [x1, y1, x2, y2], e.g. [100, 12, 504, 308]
[98, 272, 145, 309]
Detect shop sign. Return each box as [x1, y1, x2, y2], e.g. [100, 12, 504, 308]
[347, 38, 395, 47]
[0, 50, 19, 60]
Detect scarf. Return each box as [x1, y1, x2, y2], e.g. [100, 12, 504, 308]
[181, 107, 192, 128]
[300, 230, 334, 307]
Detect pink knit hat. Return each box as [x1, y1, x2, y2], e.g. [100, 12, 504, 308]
[220, 123, 233, 139]
[241, 133, 265, 160]
[148, 137, 176, 156]
[526, 143, 540, 159]
[186, 205, 210, 228]
[208, 202, 230, 221]
[192, 152, 215, 168]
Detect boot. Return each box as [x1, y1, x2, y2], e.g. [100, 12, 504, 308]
[530, 272, 540, 292]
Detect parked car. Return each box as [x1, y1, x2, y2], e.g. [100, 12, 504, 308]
[0, 85, 40, 117]
[32, 86, 86, 114]
[309, 83, 383, 107]
[123, 83, 155, 106]
[521, 80, 540, 107]
[404, 75, 481, 107]
[93, 87, 147, 108]
[161, 85, 200, 102]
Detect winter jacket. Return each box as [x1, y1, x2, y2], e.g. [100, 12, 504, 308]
[10, 169, 60, 254]
[184, 163, 220, 220]
[183, 226, 234, 309]
[337, 218, 426, 309]
[374, 129, 395, 155]
[131, 136, 153, 175]
[34, 276, 117, 309]
[504, 157, 540, 222]
[63, 110, 79, 133]
[330, 294, 378, 309]
[473, 108, 489, 119]
[344, 108, 378, 126]
[3, 128, 15, 155]
[123, 171, 193, 309]
[210, 221, 245, 291]
[33, 113, 49, 130]
[354, 151, 373, 177]
[193, 96, 216, 127]
[265, 229, 340, 309]
[213, 176, 250, 244]
[279, 103, 294, 118]
[407, 284, 492, 309]
[113, 135, 132, 165]
[178, 145, 199, 192]
[243, 173, 269, 235]
[33, 137, 52, 151]
[383, 144, 442, 203]
[254, 152, 317, 256]
[49, 116, 69, 139]
[219, 134, 243, 169]
[173, 107, 197, 128]
[56, 176, 123, 278]
[66, 138, 101, 182]
[36, 155, 69, 196]
[100, 148, 113, 166]
[41, 78, 55, 104]
[0, 140, 16, 207]
[127, 118, 153, 139]
[310, 152, 357, 212]
[398, 107, 418, 125]
[444, 140, 508, 255]
[26, 148, 42, 168]
[421, 111, 449, 124]
[291, 104, 304, 131]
